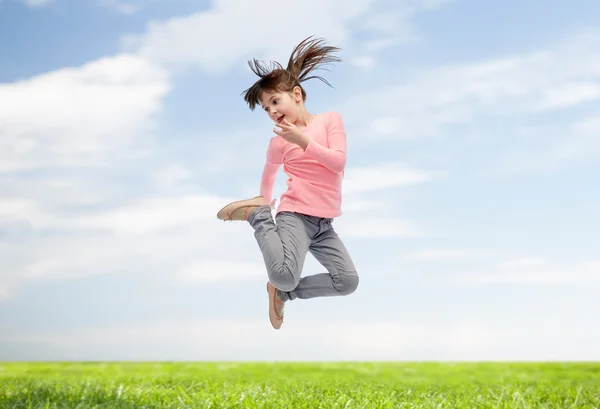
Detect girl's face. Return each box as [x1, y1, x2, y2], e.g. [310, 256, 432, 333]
[259, 86, 303, 125]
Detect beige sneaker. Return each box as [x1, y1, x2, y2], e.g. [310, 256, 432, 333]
[216, 196, 269, 221]
[267, 282, 285, 330]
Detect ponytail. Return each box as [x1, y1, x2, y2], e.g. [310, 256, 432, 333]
[286, 36, 342, 88]
[242, 36, 341, 110]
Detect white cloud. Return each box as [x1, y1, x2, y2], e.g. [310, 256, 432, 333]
[0, 190, 264, 286]
[572, 115, 600, 134]
[20, 0, 52, 7]
[484, 115, 600, 175]
[536, 82, 600, 110]
[369, 117, 402, 136]
[0, 285, 8, 300]
[271, 162, 432, 239]
[0, 199, 50, 228]
[0, 177, 126, 230]
[339, 28, 600, 165]
[552, 112, 600, 161]
[454, 258, 600, 285]
[334, 163, 435, 239]
[0, 149, 269, 291]
[121, 0, 449, 72]
[0, 54, 170, 172]
[336, 216, 424, 239]
[98, 0, 138, 14]
[343, 163, 437, 194]
[177, 261, 267, 283]
[350, 56, 377, 70]
[153, 163, 193, 188]
[68, 194, 224, 233]
[122, 0, 363, 72]
[355, 0, 450, 51]
[407, 248, 484, 261]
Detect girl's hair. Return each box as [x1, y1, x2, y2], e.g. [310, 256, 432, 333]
[242, 36, 341, 110]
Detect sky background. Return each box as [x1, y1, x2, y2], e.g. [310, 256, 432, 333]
[1, 0, 599, 361]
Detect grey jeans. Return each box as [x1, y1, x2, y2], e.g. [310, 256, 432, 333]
[247, 206, 359, 302]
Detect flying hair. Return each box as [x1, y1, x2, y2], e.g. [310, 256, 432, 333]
[241, 36, 342, 110]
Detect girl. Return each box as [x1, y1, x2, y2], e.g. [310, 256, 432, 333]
[216, 36, 359, 330]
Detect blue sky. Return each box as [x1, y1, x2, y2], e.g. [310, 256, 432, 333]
[1, 0, 599, 361]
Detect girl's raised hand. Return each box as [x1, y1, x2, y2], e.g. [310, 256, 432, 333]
[273, 119, 310, 149]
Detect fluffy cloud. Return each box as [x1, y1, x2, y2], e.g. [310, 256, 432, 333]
[343, 163, 437, 194]
[454, 257, 600, 285]
[0, 284, 8, 300]
[0, 49, 175, 294]
[0, 158, 432, 296]
[553, 113, 600, 161]
[19, 0, 52, 7]
[335, 216, 424, 239]
[339, 28, 600, 172]
[98, 0, 138, 14]
[0, 189, 258, 284]
[0, 54, 170, 172]
[406, 248, 484, 261]
[331, 163, 437, 239]
[121, 0, 449, 72]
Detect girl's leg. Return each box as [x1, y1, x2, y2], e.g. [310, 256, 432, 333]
[247, 207, 314, 328]
[277, 220, 359, 301]
[247, 207, 312, 292]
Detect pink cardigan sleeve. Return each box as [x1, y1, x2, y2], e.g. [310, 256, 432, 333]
[303, 112, 347, 173]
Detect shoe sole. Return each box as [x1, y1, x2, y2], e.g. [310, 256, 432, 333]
[267, 282, 283, 330]
[216, 196, 265, 221]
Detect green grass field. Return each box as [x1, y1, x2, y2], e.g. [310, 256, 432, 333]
[1, 362, 598, 408]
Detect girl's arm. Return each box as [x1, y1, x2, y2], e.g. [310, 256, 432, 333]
[259, 138, 283, 203]
[303, 112, 346, 173]
[259, 159, 281, 203]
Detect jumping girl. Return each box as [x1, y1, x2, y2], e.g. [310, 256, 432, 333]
[216, 36, 359, 330]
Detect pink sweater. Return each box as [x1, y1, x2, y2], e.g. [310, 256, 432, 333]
[259, 111, 347, 218]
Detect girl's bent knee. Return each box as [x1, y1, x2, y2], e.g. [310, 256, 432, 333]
[335, 270, 359, 296]
[269, 265, 300, 292]
[270, 279, 298, 292]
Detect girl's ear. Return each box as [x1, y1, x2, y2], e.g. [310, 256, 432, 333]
[293, 86, 302, 102]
